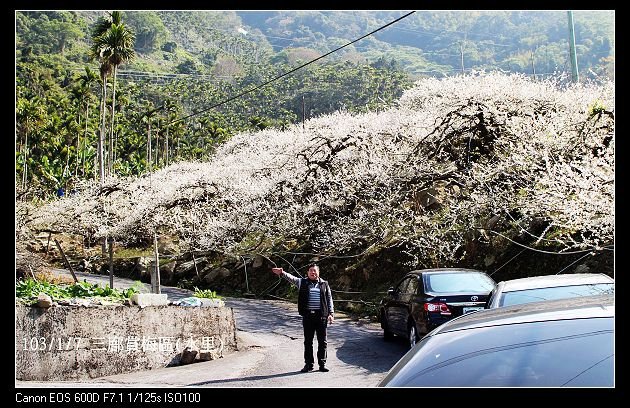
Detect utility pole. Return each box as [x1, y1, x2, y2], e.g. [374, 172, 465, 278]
[302, 95, 305, 129]
[152, 232, 160, 294]
[567, 10, 579, 83]
[530, 49, 536, 79]
[459, 42, 465, 74]
[459, 32, 467, 75]
[108, 237, 114, 288]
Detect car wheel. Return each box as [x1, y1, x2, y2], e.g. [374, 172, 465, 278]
[408, 321, 418, 349]
[382, 311, 394, 341]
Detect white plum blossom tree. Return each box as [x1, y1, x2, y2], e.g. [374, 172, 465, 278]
[20, 72, 614, 267]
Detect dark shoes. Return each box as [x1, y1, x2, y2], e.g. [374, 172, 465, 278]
[300, 364, 329, 372]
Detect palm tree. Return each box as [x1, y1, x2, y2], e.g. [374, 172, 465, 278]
[90, 11, 135, 180]
[90, 29, 112, 184]
[98, 23, 135, 175]
[74, 66, 98, 178]
[142, 104, 159, 173]
[161, 99, 178, 166]
[16, 98, 45, 191]
[68, 86, 85, 177]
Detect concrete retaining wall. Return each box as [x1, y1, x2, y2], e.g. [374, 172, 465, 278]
[16, 305, 237, 381]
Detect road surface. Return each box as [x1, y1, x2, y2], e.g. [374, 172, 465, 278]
[16, 270, 409, 387]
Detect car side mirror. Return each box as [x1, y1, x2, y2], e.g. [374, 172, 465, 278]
[387, 287, 394, 296]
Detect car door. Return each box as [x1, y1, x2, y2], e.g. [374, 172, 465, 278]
[386, 276, 412, 335]
[401, 276, 420, 326]
[412, 274, 431, 334]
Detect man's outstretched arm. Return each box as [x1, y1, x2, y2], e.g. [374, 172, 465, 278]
[271, 267, 301, 288]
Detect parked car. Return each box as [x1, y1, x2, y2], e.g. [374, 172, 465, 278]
[378, 268, 495, 348]
[378, 294, 614, 387]
[486, 273, 614, 308]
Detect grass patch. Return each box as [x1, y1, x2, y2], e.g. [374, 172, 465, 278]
[114, 247, 154, 259]
[34, 270, 75, 285]
[16, 278, 143, 305]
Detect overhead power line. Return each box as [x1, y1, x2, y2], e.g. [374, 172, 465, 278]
[167, 10, 416, 126]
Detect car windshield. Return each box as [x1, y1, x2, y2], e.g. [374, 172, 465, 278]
[499, 283, 614, 307]
[425, 272, 495, 294]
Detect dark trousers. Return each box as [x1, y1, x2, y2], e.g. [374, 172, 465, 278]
[302, 310, 328, 366]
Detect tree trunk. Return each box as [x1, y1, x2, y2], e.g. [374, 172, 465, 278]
[83, 101, 90, 177]
[64, 147, 70, 188]
[155, 118, 160, 168]
[176, 133, 180, 159]
[147, 119, 152, 173]
[109, 65, 118, 176]
[165, 125, 169, 166]
[22, 129, 28, 190]
[98, 76, 107, 184]
[75, 109, 81, 177]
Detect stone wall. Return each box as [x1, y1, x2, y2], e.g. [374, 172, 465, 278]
[16, 305, 237, 381]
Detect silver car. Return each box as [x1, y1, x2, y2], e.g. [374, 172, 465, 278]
[486, 273, 613, 308]
[378, 294, 614, 387]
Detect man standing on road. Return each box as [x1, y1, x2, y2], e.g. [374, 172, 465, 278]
[272, 264, 334, 373]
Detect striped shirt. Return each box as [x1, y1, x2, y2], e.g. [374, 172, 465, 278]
[307, 282, 321, 310]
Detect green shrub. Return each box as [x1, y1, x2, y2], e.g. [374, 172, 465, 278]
[193, 287, 222, 299]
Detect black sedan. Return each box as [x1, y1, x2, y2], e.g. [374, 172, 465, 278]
[378, 294, 614, 387]
[378, 268, 495, 348]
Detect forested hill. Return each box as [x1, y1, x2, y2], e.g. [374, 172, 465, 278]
[60, 10, 614, 79]
[236, 10, 614, 79]
[17, 10, 614, 85]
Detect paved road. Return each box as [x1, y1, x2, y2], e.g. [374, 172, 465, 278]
[16, 270, 409, 388]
